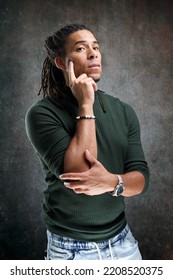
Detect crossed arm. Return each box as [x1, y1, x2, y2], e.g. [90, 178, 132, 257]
[60, 149, 145, 197]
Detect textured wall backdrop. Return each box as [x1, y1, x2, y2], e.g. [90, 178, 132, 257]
[0, 0, 173, 259]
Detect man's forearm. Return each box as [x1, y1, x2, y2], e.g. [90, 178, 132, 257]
[63, 104, 97, 172]
[110, 171, 145, 197]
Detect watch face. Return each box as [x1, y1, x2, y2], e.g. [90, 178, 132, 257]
[116, 184, 124, 196]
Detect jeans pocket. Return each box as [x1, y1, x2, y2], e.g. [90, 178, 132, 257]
[110, 227, 141, 259]
[123, 228, 138, 247]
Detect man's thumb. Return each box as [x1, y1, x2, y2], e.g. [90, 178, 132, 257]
[84, 149, 96, 165]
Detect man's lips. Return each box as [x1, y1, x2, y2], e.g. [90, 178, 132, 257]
[88, 63, 100, 68]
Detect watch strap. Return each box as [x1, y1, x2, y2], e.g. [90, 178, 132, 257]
[109, 175, 124, 197]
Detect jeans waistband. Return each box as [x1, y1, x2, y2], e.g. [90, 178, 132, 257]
[47, 224, 129, 250]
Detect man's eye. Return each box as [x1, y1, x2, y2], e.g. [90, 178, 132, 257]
[76, 47, 85, 52]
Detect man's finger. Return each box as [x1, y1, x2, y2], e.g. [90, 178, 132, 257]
[59, 173, 83, 181]
[68, 60, 76, 86]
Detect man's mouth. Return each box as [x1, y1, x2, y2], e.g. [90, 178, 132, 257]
[88, 63, 100, 68]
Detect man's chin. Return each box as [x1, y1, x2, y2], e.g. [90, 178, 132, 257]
[89, 73, 101, 82]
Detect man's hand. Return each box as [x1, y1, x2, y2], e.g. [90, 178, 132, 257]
[59, 150, 117, 196]
[67, 60, 97, 106]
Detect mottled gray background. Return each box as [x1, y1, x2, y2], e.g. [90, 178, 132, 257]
[0, 0, 173, 259]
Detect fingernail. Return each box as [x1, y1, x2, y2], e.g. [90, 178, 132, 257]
[64, 182, 70, 187]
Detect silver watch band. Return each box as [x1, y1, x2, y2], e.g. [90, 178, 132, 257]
[109, 175, 125, 197]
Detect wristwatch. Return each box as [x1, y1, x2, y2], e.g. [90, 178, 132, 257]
[109, 175, 125, 197]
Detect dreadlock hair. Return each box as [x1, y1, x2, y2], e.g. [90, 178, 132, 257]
[38, 23, 90, 108]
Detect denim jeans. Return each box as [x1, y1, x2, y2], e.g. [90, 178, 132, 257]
[46, 224, 142, 260]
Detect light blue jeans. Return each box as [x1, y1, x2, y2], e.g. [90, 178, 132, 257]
[46, 225, 142, 260]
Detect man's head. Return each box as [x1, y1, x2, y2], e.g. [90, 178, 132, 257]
[40, 24, 102, 105]
[54, 28, 102, 84]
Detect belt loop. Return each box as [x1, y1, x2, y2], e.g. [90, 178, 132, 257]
[93, 242, 102, 260]
[108, 239, 114, 260]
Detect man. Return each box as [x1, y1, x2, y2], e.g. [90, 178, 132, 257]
[25, 24, 149, 260]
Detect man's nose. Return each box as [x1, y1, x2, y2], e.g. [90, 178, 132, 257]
[87, 48, 98, 59]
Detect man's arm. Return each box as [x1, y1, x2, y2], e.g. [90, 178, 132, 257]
[60, 150, 147, 197]
[63, 61, 97, 172]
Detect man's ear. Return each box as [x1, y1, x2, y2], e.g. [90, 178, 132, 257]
[54, 57, 65, 71]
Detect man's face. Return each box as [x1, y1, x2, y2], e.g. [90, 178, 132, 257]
[64, 29, 102, 82]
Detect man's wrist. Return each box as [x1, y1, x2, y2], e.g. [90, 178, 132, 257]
[109, 174, 118, 192]
[109, 175, 125, 197]
[78, 104, 94, 114]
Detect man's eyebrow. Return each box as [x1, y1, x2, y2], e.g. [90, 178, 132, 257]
[74, 40, 99, 46]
